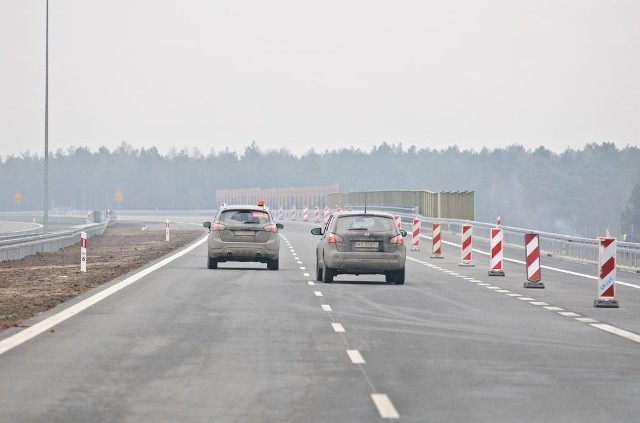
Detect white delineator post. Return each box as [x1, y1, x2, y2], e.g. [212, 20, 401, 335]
[431, 222, 444, 259]
[411, 217, 421, 251]
[595, 237, 619, 308]
[32, 213, 36, 223]
[524, 233, 544, 288]
[459, 224, 474, 267]
[80, 231, 87, 273]
[488, 228, 505, 276]
[165, 219, 170, 241]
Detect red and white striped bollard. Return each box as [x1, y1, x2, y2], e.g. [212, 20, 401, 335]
[394, 215, 401, 231]
[324, 207, 330, 223]
[303, 207, 309, 222]
[594, 237, 619, 308]
[314, 207, 320, 223]
[411, 217, 421, 251]
[459, 224, 474, 266]
[488, 228, 505, 276]
[431, 222, 444, 259]
[524, 233, 544, 288]
[291, 205, 297, 221]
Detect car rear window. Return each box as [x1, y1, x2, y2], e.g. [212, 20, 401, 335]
[336, 216, 395, 232]
[221, 210, 271, 224]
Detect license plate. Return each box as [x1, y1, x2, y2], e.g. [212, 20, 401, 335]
[354, 241, 379, 248]
[234, 231, 254, 236]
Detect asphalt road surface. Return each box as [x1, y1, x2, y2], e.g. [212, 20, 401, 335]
[0, 221, 639, 422]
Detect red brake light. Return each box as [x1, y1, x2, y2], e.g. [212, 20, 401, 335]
[211, 223, 227, 231]
[327, 233, 344, 243]
[264, 224, 278, 233]
[390, 234, 404, 245]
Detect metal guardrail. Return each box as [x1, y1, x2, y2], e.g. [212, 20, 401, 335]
[0, 220, 110, 262]
[346, 204, 640, 272]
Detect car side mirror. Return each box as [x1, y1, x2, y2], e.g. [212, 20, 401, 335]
[276, 223, 284, 230]
[203, 222, 211, 230]
[311, 227, 323, 235]
[400, 229, 408, 237]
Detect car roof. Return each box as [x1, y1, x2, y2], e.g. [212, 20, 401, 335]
[218, 205, 271, 212]
[331, 210, 394, 218]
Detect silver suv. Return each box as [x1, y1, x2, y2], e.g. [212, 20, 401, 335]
[311, 211, 407, 284]
[203, 203, 284, 270]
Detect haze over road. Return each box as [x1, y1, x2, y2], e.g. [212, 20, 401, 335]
[1, 220, 639, 422]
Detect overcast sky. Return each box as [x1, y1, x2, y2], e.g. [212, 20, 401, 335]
[1, 0, 639, 158]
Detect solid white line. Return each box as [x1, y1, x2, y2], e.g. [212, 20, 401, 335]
[347, 349, 366, 364]
[591, 324, 640, 344]
[0, 235, 208, 357]
[314, 291, 323, 297]
[332, 323, 345, 333]
[371, 394, 400, 419]
[322, 304, 332, 312]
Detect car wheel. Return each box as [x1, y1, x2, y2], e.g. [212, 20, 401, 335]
[267, 258, 279, 270]
[316, 260, 323, 281]
[323, 266, 334, 283]
[207, 256, 218, 269]
[394, 268, 405, 285]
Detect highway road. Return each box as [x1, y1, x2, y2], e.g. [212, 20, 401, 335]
[0, 220, 639, 422]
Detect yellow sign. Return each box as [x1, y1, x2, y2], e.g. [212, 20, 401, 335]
[115, 189, 124, 203]
[14, 191, 23, 204]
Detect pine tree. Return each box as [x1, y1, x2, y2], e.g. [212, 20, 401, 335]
[621, 180, 640, 241]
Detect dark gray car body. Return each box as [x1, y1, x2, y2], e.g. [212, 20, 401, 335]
[311, 211, 407, 284]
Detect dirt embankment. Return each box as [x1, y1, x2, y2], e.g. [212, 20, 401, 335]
[0, 222, 205, 331]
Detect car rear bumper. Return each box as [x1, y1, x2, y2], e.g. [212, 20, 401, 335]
[324, 252, 405, 273]
[208, 239, 279, 262]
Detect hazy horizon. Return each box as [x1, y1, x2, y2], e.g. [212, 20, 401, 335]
[2, 1, 639, 158]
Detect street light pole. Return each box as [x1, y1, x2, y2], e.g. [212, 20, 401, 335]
[44, 0, 49, 234]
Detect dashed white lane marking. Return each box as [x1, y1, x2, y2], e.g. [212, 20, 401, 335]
[308, 281, 315, 286]
[332, 323, 345, 333]
[297, 261, 303, 264]
[559, 312, 581, 317]
[300, 266, 306, 270]
[371, 394, 400, 419]
[408, 254, 640, 346]
[347, 349, 366, 364]
[591, 324, 640, 344]
[314, 291, 323, 297]
[303, 272, 310, 277]
[322, 304, 332, 312]
[0, 235, 209, 357]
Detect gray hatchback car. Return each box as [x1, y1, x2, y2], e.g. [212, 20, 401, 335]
[203, 203, 284, 270]
[311, 211, 407, 284]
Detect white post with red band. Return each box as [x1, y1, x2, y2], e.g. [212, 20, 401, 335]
[80, 231, 87, 273]
[431, 222, 444, 258]
[165, 219, 170, 241]
[394, 215, 401, 231]
[488, 228, 505, 276]
[411, 217, 421, 251]
[524, 233, 544, 288]
[291, 205, 297, 220]
[324, 207, 330, 223]
[595, 237, 619, 308]
[459, 224, 474, 266]
[314, 207, 320, 223]
[303, 207, 309, 222]
[278, 207, 284, 220]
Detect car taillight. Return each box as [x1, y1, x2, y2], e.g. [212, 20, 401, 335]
[390, 234, 404, 245]
[264, 224, 278, 233]
[327, 233, 344, 243]
[211, 223, 227, 231]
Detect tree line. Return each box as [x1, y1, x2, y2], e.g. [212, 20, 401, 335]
[2, 141, 639, 239]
